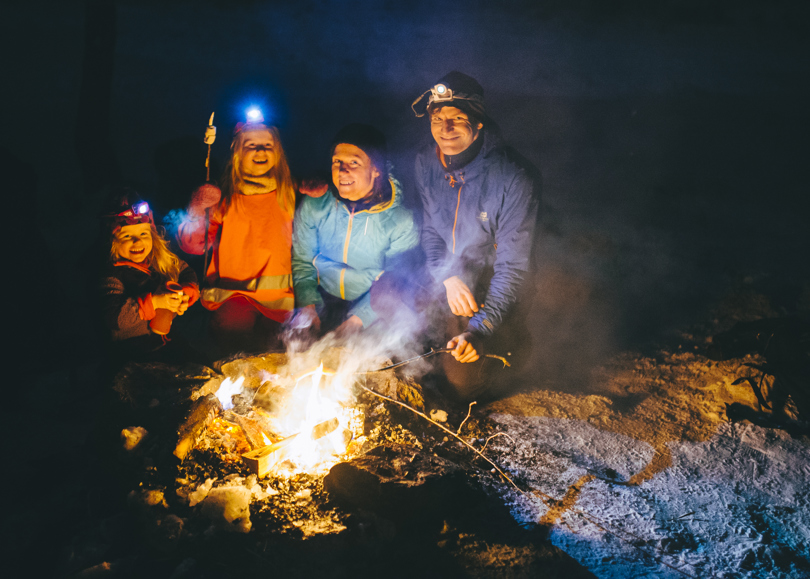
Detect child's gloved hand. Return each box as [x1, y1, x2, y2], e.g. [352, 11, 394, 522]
[188, 184, 221, 217]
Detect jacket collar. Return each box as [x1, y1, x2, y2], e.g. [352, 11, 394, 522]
[334, 177, 401, 214]
[113, 260, 151, 275]
[434, 131, 501, 182]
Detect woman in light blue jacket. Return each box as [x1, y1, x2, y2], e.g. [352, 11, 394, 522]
[292, 124, 419, 334]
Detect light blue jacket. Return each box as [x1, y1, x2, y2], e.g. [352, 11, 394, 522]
[292, 177, 419, 327]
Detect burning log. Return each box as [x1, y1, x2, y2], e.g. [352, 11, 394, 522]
[223, 411, 268, 450]
[242, 417, 340, 477]
[174, 394, 222, 461]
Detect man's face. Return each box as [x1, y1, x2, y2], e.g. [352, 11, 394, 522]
[332, 143, 381, 201]
[430, 106, 483, 156]
[240, 129, 278, 176]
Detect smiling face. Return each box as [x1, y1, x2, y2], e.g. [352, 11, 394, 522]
[430, 106, 483, 156]
[239, 129, 278, 176]
[331, 143, 381, 202]
[115, 223, 153, 263]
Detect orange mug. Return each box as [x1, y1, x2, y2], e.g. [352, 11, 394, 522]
[150, 282, 184, 335]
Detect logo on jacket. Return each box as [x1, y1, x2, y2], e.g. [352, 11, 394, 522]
[478, 212, 488, 222]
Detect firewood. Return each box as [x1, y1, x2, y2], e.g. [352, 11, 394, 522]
[242, 434, 299, 478]
[174, 394, 222, 461]
[223, 411, 270, 449]
[242, 417, 341, 478]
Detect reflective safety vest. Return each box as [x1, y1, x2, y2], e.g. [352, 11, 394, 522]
[178, 190, 294, 322]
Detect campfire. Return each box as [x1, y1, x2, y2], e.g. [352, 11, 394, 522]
[174, 351, 370, 478]
[107, 341, 513, 560]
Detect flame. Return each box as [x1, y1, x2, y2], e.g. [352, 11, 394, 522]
[216, 376, 244, 410]
[261, 431, 272, 445]
[256, 362, 356, 474]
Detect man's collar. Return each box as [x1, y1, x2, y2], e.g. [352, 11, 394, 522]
[437, 132, 485, 173]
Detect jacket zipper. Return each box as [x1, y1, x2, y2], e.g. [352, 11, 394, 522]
[340, 207, 355, 299]
[450, 173, 465, 254]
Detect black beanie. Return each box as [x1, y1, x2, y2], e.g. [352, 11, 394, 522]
[331, 123, 388, 173]
[413, 71, 487, 122]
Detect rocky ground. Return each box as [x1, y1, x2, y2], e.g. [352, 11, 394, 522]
[8, 278, 808, 579]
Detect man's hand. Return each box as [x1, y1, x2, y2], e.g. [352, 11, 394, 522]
[152, 292, 183, 313]
[443, 276, 479, 317]
[447, 331, 480, 363]
[335, 315, 363, 336]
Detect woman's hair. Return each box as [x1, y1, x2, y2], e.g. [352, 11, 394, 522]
[110, 224, 182, 281]
[363, 164, 391, 207]
[220, 124, 295, 217]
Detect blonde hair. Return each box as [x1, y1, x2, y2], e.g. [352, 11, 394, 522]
[220, 124, 295, 217]
[110, 224, 182, 282]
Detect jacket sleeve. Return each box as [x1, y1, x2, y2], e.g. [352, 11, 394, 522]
[178, 260, 200, 305]
[100, 275, 151, 341]
[176, 206, 222, 256]
[415, 151, 453, 283]
[467, 169, 538, 337]
[291, 197, 324, 309]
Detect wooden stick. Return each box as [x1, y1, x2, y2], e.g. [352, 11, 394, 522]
[359, 385, 523, 494]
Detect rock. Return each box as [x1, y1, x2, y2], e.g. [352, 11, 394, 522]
[120, 426, 148, 451]
[323, 443, 467, 517]
[200, 485, 252, 533]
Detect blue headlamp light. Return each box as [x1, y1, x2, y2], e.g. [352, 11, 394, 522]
[246, 107, 264, 124]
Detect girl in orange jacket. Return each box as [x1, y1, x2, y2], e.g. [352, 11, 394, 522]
[177, 120, 296, 353]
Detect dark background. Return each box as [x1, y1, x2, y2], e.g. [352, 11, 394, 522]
[4, 0, 809, 387]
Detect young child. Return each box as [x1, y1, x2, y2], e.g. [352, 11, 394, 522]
[177, 115, 297, 354]
[100, 190, 200, 363]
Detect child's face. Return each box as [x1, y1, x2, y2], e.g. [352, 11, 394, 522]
[240, 129, 278, 177]
[116, 223, 153, 263]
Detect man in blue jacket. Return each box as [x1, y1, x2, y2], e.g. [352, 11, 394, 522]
[412, 71, 540, 400]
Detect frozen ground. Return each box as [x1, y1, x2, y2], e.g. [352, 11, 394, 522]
[484, 322, 810, 578]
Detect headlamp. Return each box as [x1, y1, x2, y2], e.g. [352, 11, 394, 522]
[106, 201, 154, 229]
[113, 201, 150, 218]
[411, 83, 484, 117]
[246, 107, 264, 124]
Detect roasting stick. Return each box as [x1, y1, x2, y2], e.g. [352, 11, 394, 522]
[358, 383, 523, 494]
[358, 348, 511, 374]
[202, 113, 216, 284]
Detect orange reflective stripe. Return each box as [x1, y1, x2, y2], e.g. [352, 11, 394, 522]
[340, 268, 346, 299]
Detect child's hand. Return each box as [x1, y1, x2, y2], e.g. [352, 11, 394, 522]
[188, 184, 221, 217]
[152, 292, 183, 313]
[176, 292, 191, 315]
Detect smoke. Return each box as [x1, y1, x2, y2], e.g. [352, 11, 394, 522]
[280, 294, 434, 384]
